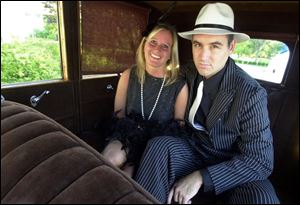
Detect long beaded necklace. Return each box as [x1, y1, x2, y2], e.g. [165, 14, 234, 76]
[140, 74, 166, 120]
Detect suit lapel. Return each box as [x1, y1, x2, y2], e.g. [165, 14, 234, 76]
[184, 58, 237, 130]
[206, 58, 236, 131]
[206, 89, 234, 131]
[184, 63, 198, 117]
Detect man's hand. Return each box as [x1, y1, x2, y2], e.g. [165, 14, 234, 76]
[167, 171, 203, 204]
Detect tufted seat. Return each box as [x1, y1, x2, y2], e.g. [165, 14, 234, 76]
[1, 100, 159, 204]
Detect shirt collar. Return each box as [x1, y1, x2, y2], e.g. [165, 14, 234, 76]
[201, 66, 227, 99]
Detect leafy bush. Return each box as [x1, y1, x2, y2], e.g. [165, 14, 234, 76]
[1, 38, 62, 84]
[234, 39, 284, 59]
[1, 1, 61, 85]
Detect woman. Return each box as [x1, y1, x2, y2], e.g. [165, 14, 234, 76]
[102, 23, 188, 177]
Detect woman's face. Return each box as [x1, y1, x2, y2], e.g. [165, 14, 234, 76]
[144, 29, 173, 70]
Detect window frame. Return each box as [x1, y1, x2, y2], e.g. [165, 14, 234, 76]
[234, 31, 298, 85]
[1, 1, 68, 88]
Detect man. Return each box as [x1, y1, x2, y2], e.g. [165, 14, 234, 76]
[134, 2, 280, 204]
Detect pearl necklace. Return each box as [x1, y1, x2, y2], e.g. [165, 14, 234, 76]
[141, 74, 166, 120]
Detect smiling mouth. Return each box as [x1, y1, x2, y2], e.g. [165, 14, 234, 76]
[151, 53, 161, 60]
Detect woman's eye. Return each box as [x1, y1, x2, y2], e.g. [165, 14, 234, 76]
[161, 44, 169, 50]
[149, 40, 157, 46]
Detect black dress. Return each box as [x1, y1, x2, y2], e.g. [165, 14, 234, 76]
[108, 66, 186, 165]
[126, 66, 186, 123]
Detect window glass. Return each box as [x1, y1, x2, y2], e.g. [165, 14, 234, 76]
[231, 39, 289, 83]
[80, 2, 149, 77]
[1, 1, 62, 85]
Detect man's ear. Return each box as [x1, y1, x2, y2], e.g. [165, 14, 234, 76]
[229, 40, 237, 54]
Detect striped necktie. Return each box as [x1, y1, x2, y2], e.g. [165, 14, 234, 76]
[188, 81, 206, 131]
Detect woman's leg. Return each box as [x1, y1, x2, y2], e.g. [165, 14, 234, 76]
[121, 164, 135, 178]
[102, 140, 127, 167]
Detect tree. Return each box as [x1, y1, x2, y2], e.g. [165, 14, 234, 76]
[33, 1, 58, 40]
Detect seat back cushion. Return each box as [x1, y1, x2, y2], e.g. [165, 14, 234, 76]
[1, 100, 159, 204]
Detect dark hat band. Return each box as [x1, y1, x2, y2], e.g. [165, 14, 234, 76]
[194, 24, 234, 32]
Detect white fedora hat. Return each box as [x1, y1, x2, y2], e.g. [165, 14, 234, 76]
[178, 2, 250, 43]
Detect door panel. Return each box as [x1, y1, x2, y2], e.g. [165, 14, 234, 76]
[1, 81, 78, 132]
[80, 76, 119, 133]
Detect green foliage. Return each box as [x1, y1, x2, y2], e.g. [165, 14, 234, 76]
[33, 1, 58, 40]
[1, 38, 62, 84]
[234, 39, 284, 58]
[33, 24, 58, 40]
[233, 39, 286, 67]
[1, 1, 61, 85]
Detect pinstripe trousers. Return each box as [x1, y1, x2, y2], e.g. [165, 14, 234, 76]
[134, 136, 280, 204]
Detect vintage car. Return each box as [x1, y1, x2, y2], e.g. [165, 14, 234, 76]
[1, 1, 298, 204]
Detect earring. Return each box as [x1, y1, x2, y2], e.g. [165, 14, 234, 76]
[167, 64, 172, 71]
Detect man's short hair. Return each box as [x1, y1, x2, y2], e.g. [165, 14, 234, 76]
[228, 34, 234, 46]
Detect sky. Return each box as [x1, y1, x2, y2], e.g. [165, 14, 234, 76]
[1, 1, 45, 42]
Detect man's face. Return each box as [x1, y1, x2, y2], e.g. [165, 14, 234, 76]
[192, 34, 236, 79]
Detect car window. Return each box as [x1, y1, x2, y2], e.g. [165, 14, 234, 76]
[231, 39, 289, 84]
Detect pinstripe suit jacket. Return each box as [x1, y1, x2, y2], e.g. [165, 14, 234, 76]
[183, 58, 274, 194]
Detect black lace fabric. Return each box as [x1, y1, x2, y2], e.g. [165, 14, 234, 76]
[105, 112, 185, 165]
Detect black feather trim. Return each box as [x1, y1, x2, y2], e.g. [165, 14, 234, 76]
[105, 111, 186, 165]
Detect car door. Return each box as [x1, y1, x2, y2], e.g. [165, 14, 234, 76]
[1, 1, 149, 137]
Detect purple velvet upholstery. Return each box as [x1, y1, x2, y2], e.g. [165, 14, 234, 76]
[1, 100, 159, 204]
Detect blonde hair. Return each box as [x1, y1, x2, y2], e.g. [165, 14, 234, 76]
[136, 23, 180, 86]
